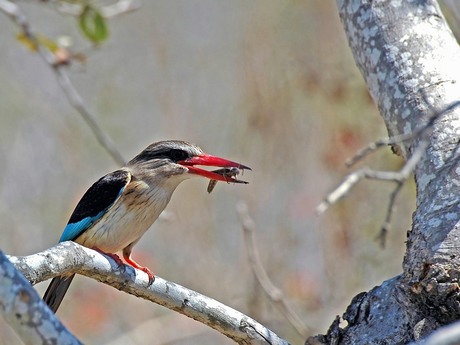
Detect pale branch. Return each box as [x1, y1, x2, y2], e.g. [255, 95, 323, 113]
[316, 99, 460, 244]
[316, 137, 429, 245]
[0, 251, 82, 345]
[345, 100, 460, 167]
[8, 242, 290, 345]
[316, 166, 411, 214]
[0, 0, 126, 166]
[345, 130, 426, 168]
[345, 135, 407, 168]
[317, 98, 460, 216]
[236, 202, 310, 337]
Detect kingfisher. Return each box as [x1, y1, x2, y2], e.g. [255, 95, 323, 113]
[43, 140, 250, 313]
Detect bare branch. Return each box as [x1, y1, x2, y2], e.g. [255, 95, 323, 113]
[0, 251, 82, 345]
[345, 99, 460, 168]
[8, 242, 290, 345]
[345, 132, 418, 167]
[316, 95, 459, 246]
[316, 166, 410, 214]
[376, 181, 403, 248]
[236, 202, 310, 337]
[53, 69, 126, 165]
[316, 135, 429, 245]
[319, 97, 459, 215]
[0, 0, 126, 166]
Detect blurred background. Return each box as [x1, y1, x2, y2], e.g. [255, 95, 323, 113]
[0, 1, 429, 344]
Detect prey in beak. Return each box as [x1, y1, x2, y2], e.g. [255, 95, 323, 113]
[206, 167, 247, 193]
[178, 154, 250, 192]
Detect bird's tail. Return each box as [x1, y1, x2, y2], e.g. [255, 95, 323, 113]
[43, 274, 75, 313]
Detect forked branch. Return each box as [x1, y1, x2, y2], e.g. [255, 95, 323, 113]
[317, 101, 460, 246]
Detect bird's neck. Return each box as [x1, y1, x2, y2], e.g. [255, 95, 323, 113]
[129, 169, 186, 209]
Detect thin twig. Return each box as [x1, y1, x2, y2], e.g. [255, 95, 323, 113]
[53, 69, 126, 165]
[318, 99, 460, 233]
[316, 98, 459, 245]
[317, 137, 430, 244]
[346, 100, 460, 168]
[316, 165, 414, 215]
[376, 181, 403, 248]
[0, 0, 126, 166]
[346, 132, 419, 167]
[237, 201, 311, 337]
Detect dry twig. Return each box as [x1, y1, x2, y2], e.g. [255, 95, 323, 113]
[317, 100, 460, 245]
[0, 0, 126, 166]
[237, 201, 310, 337]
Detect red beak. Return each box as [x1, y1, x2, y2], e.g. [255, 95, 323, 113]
[179, 154, 251, 182]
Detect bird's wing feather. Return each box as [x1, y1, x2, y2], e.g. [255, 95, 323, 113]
[59, 169, 131, 242]
[43, 274, 75, 313]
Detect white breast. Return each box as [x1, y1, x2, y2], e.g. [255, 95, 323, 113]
[76, 180, 172, 253]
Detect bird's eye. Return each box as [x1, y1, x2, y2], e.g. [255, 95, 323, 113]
[168, 149, 188, 162]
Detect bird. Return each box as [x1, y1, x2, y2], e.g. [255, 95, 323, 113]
[43, 140, 250, 313]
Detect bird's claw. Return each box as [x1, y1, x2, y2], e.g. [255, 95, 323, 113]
[139, 267, 155, 286]
[123, 255, 155, 286]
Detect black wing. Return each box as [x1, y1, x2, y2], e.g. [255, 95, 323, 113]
[59, 169, 131, 242]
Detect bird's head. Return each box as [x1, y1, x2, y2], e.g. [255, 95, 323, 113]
[127, 140, 250, 186]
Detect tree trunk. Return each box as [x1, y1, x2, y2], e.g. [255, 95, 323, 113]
[310, 1, 460, 343]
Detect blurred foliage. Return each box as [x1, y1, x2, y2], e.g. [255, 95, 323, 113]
[78, 4, 108, 44]
[0, 1, 418, 344]
[16, 32, 58, 52]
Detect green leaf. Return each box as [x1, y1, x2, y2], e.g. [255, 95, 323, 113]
[79, 4, 109, 44]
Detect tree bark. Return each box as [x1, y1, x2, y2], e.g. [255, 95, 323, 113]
[310, 1, 460, 343]
[0, 251, 82, 345]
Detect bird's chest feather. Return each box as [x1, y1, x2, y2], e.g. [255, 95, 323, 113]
[76, 180, 171, 253]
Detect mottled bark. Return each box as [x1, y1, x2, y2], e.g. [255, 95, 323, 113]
[0, 251, 82, 345]
[310, 1, 460, 344]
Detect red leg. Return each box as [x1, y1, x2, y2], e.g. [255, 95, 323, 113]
[123, 253, 155, 285]
[92, 247, 124, 266]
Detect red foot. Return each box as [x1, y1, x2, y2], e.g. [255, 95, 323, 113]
[138, 266, 155, 285]
[124, 256, 155, 286]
